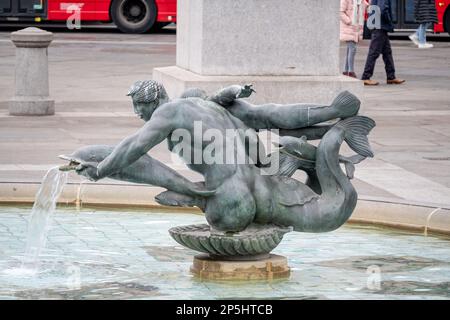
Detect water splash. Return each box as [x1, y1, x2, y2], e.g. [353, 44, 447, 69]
[75, 180, 87, 211]
[21, 167, 68, 270]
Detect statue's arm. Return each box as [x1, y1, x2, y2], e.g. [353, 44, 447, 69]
[209, 85, 255, 107]
[96, 106, 176, 179]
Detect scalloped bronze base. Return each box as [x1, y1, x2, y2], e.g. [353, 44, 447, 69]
[169, 223, 292, 259]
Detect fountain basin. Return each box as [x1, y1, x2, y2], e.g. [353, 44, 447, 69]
[0, 206, 449, 300]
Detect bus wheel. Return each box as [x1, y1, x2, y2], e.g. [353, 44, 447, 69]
[111, 0, 157, 33]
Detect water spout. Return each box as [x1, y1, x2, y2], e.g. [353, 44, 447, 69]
[21, 166, 68, 270]
[75, 180, 86, 211]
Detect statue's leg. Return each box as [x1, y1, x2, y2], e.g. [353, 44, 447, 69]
[230, 91, 360, 130]
[271, 91, 360, 129]
[300, 91, 360, 126]
[114, 154, 214, 197]
[204, 175, 257, 232]
[279, 124, 333, 140]
[155, 183, 207, 211]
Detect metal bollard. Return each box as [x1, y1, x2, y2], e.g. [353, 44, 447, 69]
[9, 27, 54, 116]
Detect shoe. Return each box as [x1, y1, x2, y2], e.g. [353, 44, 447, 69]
[409, 33, 419, 46]
[387, 78, 405, 85]
[343, 72, 349, 76]
[347, 72, 357, 78]
[418, 43, 433, 49]
[363, 79, 379, 86]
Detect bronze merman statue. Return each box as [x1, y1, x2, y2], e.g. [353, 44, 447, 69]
[60, 80, 375, 258]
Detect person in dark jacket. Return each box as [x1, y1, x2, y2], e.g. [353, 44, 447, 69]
[409, 0, 438, 49]
[361, 0, 405, 86]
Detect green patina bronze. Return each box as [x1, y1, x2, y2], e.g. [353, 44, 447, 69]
[60, 80, 375, 259]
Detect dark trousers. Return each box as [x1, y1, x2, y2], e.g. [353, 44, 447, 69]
[362, 30, 396, 80]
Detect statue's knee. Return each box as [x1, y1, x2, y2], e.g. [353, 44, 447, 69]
[206, 211, 254, 232]
[206, 198, 256, 232]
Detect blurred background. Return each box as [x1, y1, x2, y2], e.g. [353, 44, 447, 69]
[0, 0, 449, 38]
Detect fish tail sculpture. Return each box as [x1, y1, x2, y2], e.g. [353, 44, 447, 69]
[313, 115, 376, 230]
[268, 116, 375, 232]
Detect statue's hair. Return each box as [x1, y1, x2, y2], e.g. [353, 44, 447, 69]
[127, 80, 168, 104]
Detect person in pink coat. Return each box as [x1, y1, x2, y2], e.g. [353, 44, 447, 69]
[340, 0, 368, 78]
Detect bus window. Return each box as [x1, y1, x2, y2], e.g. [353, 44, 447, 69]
[391, 0, 398, 23]
[0, 0, 45, 16]
[404, 0, 416, 24]
[0, 0, 12, 14]
[21, 1, 43, 13]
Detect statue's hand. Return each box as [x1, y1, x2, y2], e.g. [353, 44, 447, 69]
[237, 84, 256, 99]
[75, 162, 100, 181]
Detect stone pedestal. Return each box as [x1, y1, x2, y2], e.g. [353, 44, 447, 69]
[154, 0, 363, 105]
[9, 27, 54, 116]
[191, 254, 290, 281]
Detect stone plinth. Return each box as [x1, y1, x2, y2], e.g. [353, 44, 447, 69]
[176, 0, 339, 76]
[154, 0, 363, 105]
[9, 27, 54, 116]
[154, 66, 363, 105]
[191, 254, 290, 281]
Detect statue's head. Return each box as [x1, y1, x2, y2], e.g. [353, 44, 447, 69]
[127, 80, 169, 122]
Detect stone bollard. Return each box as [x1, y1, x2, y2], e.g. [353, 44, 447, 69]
[9, 27, 54, 116]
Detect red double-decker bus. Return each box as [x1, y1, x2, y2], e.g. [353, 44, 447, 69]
[0, 0, 176, 33]
[391, 0, 450, 34]
[1, 1, 449, 35]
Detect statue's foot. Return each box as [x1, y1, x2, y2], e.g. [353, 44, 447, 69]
[331, 91, 361, 119]
[155, 190, 205, 211]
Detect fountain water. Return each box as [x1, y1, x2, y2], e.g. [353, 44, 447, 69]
[21, 167, 68, 270]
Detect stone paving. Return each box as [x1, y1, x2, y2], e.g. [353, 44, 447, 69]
[0, 30, 449, 208]
[0, 207, 449, 300]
